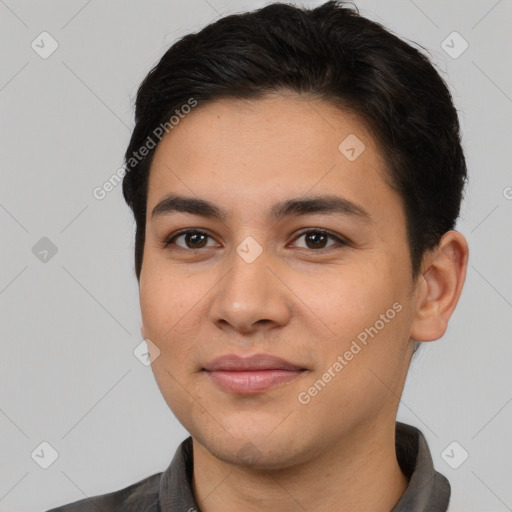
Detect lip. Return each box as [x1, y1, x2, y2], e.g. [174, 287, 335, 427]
[203, 354, 306, 394]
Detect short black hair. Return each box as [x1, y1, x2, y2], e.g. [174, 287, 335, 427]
[122, 0, 467, 281]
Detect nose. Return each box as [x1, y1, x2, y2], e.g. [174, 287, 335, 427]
[208, 244, 292, 337]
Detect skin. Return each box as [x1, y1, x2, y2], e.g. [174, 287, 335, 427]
[139, 91, 469, 511]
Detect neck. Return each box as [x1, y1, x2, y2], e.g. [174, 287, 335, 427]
[191, 420, 408, 512]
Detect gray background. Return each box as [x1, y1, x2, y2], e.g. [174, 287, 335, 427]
[0, 0, 511, 511]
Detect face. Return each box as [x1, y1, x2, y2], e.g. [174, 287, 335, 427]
[139, 92, 420, 469]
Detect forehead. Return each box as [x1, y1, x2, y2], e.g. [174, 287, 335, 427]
[146, 93, 401, 227]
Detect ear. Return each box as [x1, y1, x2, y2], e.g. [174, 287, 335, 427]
[140, 324, 147, 340]
[410, 231, 469, 342]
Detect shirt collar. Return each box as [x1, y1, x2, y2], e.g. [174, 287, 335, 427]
[158, 422, 450, 511]
[392, 422, 450, 511]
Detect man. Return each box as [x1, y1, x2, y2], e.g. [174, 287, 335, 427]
[48, 1, 469, 510]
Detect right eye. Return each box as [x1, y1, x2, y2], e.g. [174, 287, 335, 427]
[163, 229, 219, 250]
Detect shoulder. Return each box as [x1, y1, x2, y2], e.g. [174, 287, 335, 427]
[46, 471, 162, 512]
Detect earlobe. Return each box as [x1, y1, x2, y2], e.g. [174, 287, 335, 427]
[410, 231, 469, 342]
[141, 325, 147, 339]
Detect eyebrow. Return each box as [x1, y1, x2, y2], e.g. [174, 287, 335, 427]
[151, 194, 372, 223]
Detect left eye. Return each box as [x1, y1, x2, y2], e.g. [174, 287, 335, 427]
[291, 229, 346, 250]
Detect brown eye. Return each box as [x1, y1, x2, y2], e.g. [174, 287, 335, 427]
[292, 229, 347, 250]
[165, 230, 217, 250]
[304, 232, 329, 249]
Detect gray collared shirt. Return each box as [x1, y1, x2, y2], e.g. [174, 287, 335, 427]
[46, 422, 450, 511]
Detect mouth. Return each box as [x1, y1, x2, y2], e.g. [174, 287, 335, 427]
[202, 354, 307, 395]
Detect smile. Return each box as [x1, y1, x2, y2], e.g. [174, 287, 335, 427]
[202, 354, 307, 394]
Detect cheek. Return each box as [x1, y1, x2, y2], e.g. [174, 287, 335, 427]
[139, 260, 212, 375]
[307, 260, 411, 389]
[307, 260, 395, 340]
[139, 261, 195, 336]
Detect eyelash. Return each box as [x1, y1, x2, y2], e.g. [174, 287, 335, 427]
[162, 228, 349, 252]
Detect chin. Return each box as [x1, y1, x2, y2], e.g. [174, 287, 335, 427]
[207, 438, 302, 470]
[190, 417, 314, 470]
